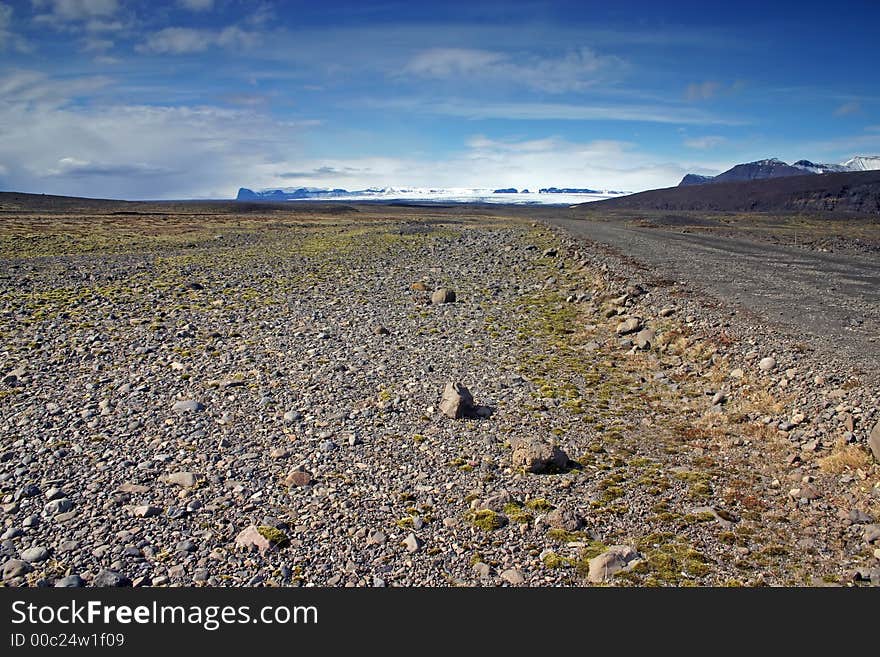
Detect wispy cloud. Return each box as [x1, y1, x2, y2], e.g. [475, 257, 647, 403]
[32, 0, 119, 22]
[47, 156, 173, 177]
[403, 47, 624, 93]
[138, 25, 261, 54]
[178, 0, 214, 11]
[683, 135, 727, 149]
[278, 166, 365, 179]
[833, 101, 861, 116]
[684, 79, 748, 102]
[366, 98, 746, 126]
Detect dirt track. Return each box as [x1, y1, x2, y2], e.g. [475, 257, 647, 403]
[548, 217, 880, 366]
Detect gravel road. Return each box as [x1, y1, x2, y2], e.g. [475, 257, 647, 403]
[548, 218, 880, 366]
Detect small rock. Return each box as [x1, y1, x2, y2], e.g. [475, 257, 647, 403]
[164, 472, 197, 488]
[729, 368, 744, 380]
[2, 558, 33, 580]
[473, 562, 491, 579]
[282, 409, 302, 423]
[588, 545, 642, 583]
[132, 505, 162, 518]
[93, 570, 132, 587]
[20, 546, 50, 563]
[284, 469, 313, 487]
[711, 391, 727, 405]
[431, 289, 456, 304]
[546, 506, 583, 532]
[234, 525, 274, 554]
[439, 382, 474, 419]
[511, 437, 569, 473]
[634, 328, 655, 349]
[863, 525, 880, 544]
[172, 399, 204, 413]
[373, 325, 390, 336]
[54, 575, 84, 588]
[615, 318, 641, 336]
[44, 498, 73, 516]
[477, 490, 512, 512]
[366, 531, 386, 546]
[869, 422, 880, 463]
[402, 533, 423, 553]
[759, 357, 776, 372]
[501, 568, 525, 585]
[44, 487, 66, 501]
[659, 307, 675, 317]
[269, 447, 290, 459]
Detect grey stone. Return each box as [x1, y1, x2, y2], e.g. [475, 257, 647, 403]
[172, 399, 204, 413]
[20, 546, 50, 563]
[44, 487, 66, 501]
[439, 382, 474, 419]
[2, 558, 33, 580]
[94, 570, 132, 587]
[54, 575, 84, 588]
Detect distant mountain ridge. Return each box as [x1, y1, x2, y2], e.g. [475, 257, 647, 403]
[236, 186, 627, 202]
[586, 169, 880, 215]
[679, 155, 880, 186]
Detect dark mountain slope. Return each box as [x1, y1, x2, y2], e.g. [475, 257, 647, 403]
[585, 169, 880, 215]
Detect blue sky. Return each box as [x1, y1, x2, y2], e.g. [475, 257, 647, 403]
[1, 0, 879, 198]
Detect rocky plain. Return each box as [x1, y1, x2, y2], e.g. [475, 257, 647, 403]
[1, 203, 878, 587]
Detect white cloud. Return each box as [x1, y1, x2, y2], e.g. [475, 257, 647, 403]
[403, 47, 623, 93]
[0, 70, 318, 199]
[250, 135, 694, 193]
[683, 135, 727, 149]
[138, 25, 260, 54]
[178, 0, 214, 11]
[32, 0, 119, 21]
[366, 97, 745, 125]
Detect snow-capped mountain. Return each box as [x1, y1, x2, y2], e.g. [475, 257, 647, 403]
[236, 186, 628, 205]
[791, 160, 850, 174]
[842, 155, 880, 171]
[679, 154, 880, 186]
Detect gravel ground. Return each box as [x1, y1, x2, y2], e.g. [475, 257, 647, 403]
[1, 213, 878, 587]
